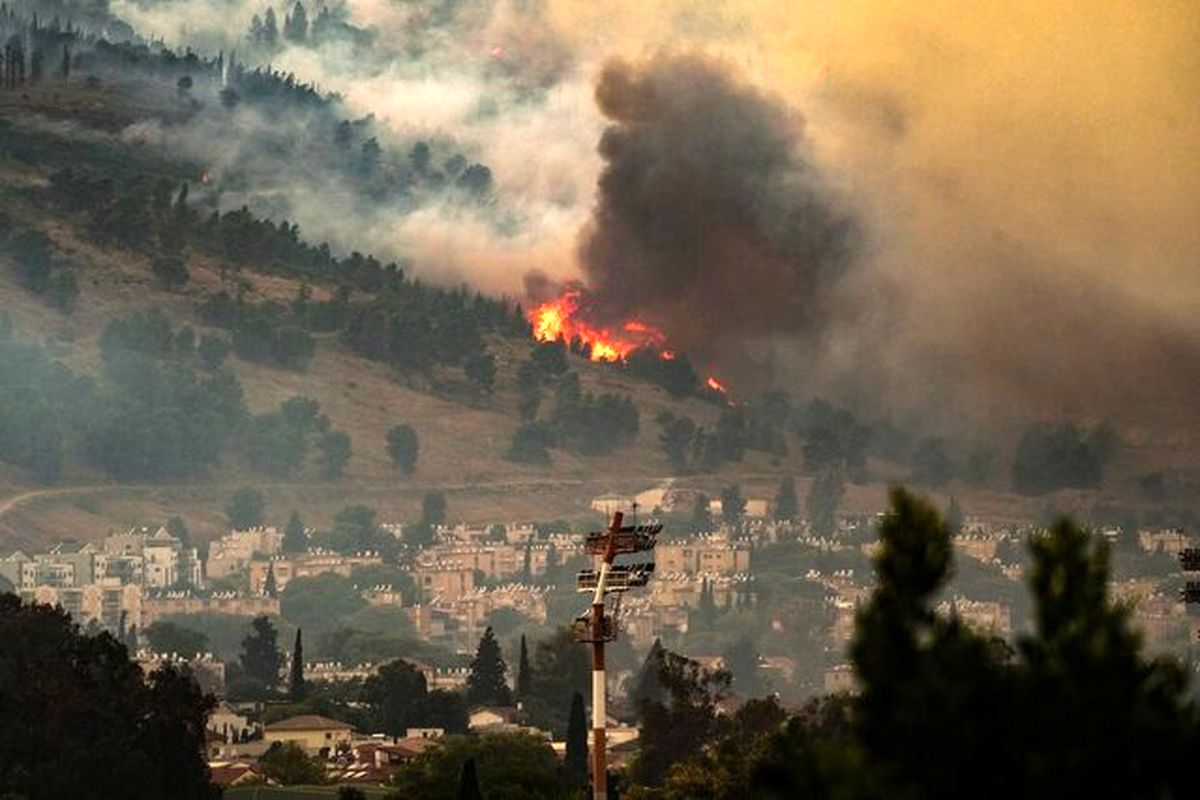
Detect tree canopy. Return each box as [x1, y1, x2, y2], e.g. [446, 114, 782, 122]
[0, 595, 218, 800]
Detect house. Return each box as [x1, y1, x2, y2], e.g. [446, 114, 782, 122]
[468, 706, 521, 733]
[263, 714, 354, 754]
[206, 527, 283, 578]
[207, 761, 264, 787]
[207, 701, 253, 743]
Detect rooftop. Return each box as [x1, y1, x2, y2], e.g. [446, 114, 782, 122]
[264, 714, 354, 732]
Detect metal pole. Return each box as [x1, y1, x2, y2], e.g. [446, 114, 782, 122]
[590, 511, 622, 800]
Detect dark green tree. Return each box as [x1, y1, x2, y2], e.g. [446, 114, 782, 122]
[387, 423, 419, 475]
[391, 733, 564, 799]
[632, 649, 731, 787]
[457, 757, 483, 800]
[631, 638, 666, 712]
[144, 621, 209, 656]
[946, 495, 964, 533]
[722, 634, 764, 698]
[362, 658, 429, 740]
[196, 334, 230, 369]
[720, 485, 746, 528]
[422, 491, 448, 527]
[773, 476, 797, 522]
[283, 510, 308, 553]
[658, 412, 697, 473]
[525, 628, 591, 736]
[259, 741, 324, 785]
[466, 627, 512, 707]
[317, 429, 351, 478]
[239, 614, 282, 691]
[226, 487, 265, 529]
[0, 595, 219, 800]
[166, 515, 191, 547]
[564, 690, 588, 789]
[805, 469, 844, 538]
[464, 352, 497, 392]
[515, 634, 533, 701]
[289, 628, 306, 701]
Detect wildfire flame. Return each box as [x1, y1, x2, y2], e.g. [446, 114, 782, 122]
[705, 376, 728, 394]
[528, 290, 665, 363]
[527, 290, 730, 396]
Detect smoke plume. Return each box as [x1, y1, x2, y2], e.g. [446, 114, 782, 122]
[575, 54, 856, 363]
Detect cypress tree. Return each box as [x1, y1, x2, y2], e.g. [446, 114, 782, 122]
[457, 757, 483, 800]
[282, 510, 307, 553]
[564, 690, 588, 788]
[289, 629, 306, 701]
[516, 634, 533, 701]
[264, 563, 278, 598]
[466, 627, 512, 706]
[773, 476, 798, 521]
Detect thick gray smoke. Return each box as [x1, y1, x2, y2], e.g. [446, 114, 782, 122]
[577, 54, 856, 361]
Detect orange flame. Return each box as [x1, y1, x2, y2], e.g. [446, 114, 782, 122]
[528, 290, 665, 362]
[527, 290, 732, 397]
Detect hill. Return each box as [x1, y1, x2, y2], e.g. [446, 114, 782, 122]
[0, 11, 1194, 552]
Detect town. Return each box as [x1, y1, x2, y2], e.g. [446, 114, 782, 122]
[2, 478, 1193, 792]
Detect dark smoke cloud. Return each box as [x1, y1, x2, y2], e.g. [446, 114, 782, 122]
[577, 54, 856, 360]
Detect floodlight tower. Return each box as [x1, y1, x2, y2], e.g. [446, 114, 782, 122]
[574, 510, 661, 800]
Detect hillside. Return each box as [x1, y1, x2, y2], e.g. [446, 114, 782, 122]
[0, 17, 1195, 554]
[0, 71, 807, 547]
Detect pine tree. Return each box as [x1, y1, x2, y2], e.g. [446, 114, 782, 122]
[457, 757, 483, 800]
[520, 541, 533, 583]
[240, 615, 282, 690]
[806, 468, 845, 538]
[466, 627, 512, 706]
[947, 495, 964, 533]
[282, 510, 307, 553]
[632, 639, 665, 713]
[289, 629, 306, 701]
[516, 634, 533, 701]
[564, 690, 588, 788]
[773, 476, 798, 521]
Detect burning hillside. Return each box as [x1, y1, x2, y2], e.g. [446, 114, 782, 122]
[527, 287, 728, 397]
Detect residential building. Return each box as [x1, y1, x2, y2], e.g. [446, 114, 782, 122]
[655, 535, 751, 575]
[19, 582, 142, 630]
[247, 551, 382, 595]
[263, 715, 354, 754]
[206, 527, 283, 579]
[142, 591, 279, 625]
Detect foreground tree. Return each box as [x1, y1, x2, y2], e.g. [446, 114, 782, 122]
[388, 733, 565, 800]
[0, 595, 218, 799]
[631, 649, 732, 787]
[564, 691, 588, 789]
[259, 741, 325, 785]
[661, 488, 1200, 799]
